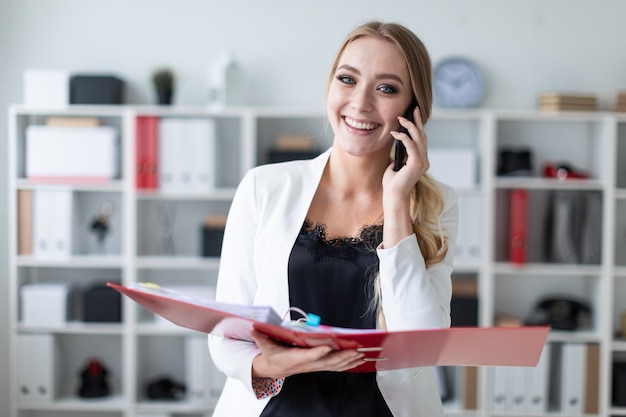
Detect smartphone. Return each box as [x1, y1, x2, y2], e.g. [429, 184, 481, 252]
[393, 104, 416, 171]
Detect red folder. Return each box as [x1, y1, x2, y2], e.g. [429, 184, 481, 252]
[108, 282, 550, 373]
[135, 116, 159, 189]
[509, 189, 528, 264]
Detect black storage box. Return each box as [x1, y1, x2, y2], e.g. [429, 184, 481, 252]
[202, 224, 225, 257]
[82, 282, 122, 322]
[70, 75, 124, 104]
[450, 296, 479, 327]
[614, 362, 626, 406]
[267, 149, 319, 163]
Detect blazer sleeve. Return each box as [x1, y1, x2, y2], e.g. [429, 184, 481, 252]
[208, 169, 262, 395]
[377, 183, 458, 330]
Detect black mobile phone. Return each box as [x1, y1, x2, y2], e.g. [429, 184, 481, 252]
[393, 105, 416, 171]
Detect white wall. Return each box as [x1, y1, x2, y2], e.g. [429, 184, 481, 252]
[1, 0, 625, 413]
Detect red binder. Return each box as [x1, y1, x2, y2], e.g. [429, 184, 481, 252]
[509, 189, 528, 264]
[108, 282, 550, 373]
[135, 116, 159, 189]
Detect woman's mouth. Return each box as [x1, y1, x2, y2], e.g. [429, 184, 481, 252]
[343, 116, 380, 131]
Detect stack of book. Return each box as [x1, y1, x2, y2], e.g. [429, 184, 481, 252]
[538, 93, 597, 112]
[615, 91, 626, 112]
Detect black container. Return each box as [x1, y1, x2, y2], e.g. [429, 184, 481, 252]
[614, 362, 626, 406]
[202, 224, 225, 257]
[82, 282, 122, 322]
[70, 75, 124, 104]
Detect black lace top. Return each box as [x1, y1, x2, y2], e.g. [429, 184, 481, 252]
[260, 219, 394, 417]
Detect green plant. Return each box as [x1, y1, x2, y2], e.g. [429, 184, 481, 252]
[151, 67, 175, 92]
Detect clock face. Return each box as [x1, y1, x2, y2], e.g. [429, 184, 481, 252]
[433, 57, 485, 108]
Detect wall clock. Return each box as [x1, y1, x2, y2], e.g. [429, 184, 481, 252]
[433, 57, 485, 108]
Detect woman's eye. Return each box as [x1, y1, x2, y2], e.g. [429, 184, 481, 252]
[336, 74, 355, 84]
[378, 85, 398, 94]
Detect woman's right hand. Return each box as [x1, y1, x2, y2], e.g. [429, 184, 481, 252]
[250, 330, 365, 378]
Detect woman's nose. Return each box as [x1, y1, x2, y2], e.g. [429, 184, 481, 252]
[351, 86, 374, 112]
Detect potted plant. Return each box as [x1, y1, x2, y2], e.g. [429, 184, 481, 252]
[151, 67, 175, 105]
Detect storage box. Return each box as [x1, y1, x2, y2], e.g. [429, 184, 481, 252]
[21, 283, 72, 326]
[26, 125, 118, 181]
[428, 148, 477, 188]
[70, 75, 124, 105]
[82, 283, 122, 322]
[23, 69, 70, 107]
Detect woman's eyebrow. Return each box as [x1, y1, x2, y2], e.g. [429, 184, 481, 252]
[336, 64, 404, 85]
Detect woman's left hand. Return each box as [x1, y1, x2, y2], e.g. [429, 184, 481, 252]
[383, 106, 429, 196]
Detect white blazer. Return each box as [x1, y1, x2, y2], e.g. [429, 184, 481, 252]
[208, 148, 458, 417]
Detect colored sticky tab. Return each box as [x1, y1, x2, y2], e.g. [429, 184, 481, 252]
[306, 313, 321, 327]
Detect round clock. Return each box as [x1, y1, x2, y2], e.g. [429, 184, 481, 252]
[433, 57, 485, 108]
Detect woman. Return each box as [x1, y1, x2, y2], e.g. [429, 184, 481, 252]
[209, 20, 458, 417]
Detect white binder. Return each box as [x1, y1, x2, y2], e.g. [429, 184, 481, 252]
[185, 334, 226, 408]
[159, 118, 186, 191]
[185, 335, 211, 406]
[17, 334, 57, 402]
[33, 189, 73, 258]
[560, 343, 585, 414]
[509, 366, 527, 413]
[455, 194, 482, 265]
[189, 118, 216, 192]
[490, 366, 508, 412]
[159, 118, 216, 193]
[525, 342, 551, 413]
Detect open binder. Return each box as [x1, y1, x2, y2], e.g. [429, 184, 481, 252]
[108, 282, 550, 373]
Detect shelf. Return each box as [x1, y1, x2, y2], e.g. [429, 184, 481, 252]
[16, 255, 124, 268]
[614, 340, 626, 352]
[547, 330, 602, 343]
[610, 406, 626, 416]
[9, 105, 625, 417]
[136, 400, 215, 413]
[136, 256, 220, 270]
[136, 187, 236, 201]
[15, 179, 125, 192]
[494, 177, 604, 190]
[17, 322, 124, 335]
[493, 262, 602, 276]
[17, 394, 126, 411]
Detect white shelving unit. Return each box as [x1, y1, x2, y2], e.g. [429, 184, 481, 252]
[8, 105, 626, 417]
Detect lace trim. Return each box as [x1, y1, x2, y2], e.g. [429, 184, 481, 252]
[299, 218, 383, 263]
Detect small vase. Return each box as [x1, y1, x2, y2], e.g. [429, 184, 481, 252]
[157, 89, 173, 105]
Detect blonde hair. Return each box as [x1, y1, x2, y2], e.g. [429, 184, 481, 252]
[327, 21, 449, 326]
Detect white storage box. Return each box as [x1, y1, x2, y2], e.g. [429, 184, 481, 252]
[428, 148, 477, 188]
[26, 125, 118, 181]
[21, 283, 72, 326]
[23, 69, 70, 107]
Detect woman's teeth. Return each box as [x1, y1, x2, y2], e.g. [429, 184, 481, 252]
[344, 117, 378, 130]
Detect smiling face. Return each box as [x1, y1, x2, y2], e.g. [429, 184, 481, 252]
[327, 36, 414, 159]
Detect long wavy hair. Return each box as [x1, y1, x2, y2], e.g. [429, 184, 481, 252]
[326, 21, 449, 326]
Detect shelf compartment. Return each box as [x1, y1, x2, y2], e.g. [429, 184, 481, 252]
[255, 115, 331, 166]
[493, 189, 603, 266]
[16, 334, 124, 410]
[494, 273, 602, 334]
[14, 112, 125, 183]
[494, 117, 611, 183]
[136, 200, 230, 258]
